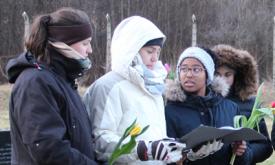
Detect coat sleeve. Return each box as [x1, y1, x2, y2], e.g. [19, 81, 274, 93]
[12, 75, 98, 165]
[83, 80, 138, 163]
[247, 119, 273, 163]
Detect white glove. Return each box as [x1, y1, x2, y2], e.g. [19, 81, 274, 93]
[137, 138, 186, 163]
[187, 139, 224, 161]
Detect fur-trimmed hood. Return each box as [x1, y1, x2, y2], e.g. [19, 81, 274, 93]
[165, 76, 229, 102]
[211, 44, 258, 101]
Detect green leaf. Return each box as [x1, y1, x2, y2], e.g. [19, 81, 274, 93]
[108, 137, 137, 165]
[234, 115, 247, 128]
[120, 137, 137, 154]
[257, 108, 274, 119]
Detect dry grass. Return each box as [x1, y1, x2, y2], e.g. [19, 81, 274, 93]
[0, 83, 274, 164]
[0, 83, 12, 129]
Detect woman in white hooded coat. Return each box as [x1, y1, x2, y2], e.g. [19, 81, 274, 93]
[83, 16, 186, 165]
[83, 16, 221, 165]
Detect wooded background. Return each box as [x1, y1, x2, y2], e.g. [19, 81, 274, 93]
[0, 0, 274, 85]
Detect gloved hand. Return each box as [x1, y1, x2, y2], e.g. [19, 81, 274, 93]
[187, 139, 224, 161]
[137, 138, 186, 163]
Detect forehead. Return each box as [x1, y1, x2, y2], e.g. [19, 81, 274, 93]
[180, 57, 203, 67]
[217, 65, 235, 73]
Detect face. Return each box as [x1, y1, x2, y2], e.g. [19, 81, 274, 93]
[215, 65, 235, 87]
[179, 58, 207, 96]
[70, 37, 92, 58]
[139, 45, 161, 70]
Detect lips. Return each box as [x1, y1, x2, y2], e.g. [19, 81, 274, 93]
[183, 80, 195, 87]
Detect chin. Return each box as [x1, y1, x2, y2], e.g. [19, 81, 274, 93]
[183, 87, 198, 94]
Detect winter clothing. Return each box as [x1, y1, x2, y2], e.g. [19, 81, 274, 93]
[83, 16, 168, 165]
[165, 77, 253, 165]
[212, 44, 273, 164]
[48, 23, 92, 45]
[176, 47, 215, 85]
[143, 38, 163, 48]
[133, 55, 167, 95]
[49, 41, 92, 71]
[272, 122, 275, 150]
[5, 51, 98, 165]
[212, 44, 258, 101]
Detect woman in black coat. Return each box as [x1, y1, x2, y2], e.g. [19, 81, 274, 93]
[212, 44, 273, 164]
[5, 7, 98, 165]
[165, 47, 251, 165]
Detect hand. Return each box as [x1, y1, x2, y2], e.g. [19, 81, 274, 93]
[187, 139, 224, 161]
[137, 138, 186, 163]
[232, 141, 247, 156]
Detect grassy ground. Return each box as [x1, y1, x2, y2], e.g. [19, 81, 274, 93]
[0, 83, 274, 164]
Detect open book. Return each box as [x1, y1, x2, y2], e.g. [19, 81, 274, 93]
[178, 126, 266, 150]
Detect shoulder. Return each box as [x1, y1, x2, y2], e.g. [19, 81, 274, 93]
[217, 97, 239, 114]
[14, 68, 59, 89]
[85, 71, 125, 94]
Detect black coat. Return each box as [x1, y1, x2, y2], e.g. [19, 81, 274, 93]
[5, 52, 98, 165]
[165, 79, 252, 165]
[229, 96, 273, 164]
[272, 122, 275, 150]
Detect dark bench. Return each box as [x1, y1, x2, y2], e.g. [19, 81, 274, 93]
[0, 129, 10, 165]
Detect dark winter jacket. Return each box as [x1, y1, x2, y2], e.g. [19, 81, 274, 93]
[165, 78, 252, 165]
[5, 52, 98, 165]
[212, 44, 273, 163]
[272, 122, 275, 150]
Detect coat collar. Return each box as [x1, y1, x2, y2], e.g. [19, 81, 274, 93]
[165, 76, 230, 102]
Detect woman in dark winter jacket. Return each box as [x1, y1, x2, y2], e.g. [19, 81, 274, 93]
[5, 7, 98, 165]
[165, 46, 252, 165]
[212, 44, 273, 164]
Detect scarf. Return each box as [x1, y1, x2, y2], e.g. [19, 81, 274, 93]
[133, 54, 167, 95]
[48, 41, 92, 71]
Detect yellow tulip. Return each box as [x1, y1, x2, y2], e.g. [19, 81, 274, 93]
[129, 125, 141, 136]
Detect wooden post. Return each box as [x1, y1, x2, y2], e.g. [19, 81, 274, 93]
[192, 14, 197, 47]
[105, 13, 111, 73]
[22, 11, 30, 51]
[273, 16, 275, 88]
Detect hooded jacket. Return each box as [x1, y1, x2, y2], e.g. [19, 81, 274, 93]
[5, 51, 98, 165]
[83, 16, 167, 165]
[165, 77, 253, 165]
[212, 44, 273, 163]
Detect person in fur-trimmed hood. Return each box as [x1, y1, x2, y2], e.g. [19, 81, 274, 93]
[212, 44, 273, 164]
[165, 46, 252, 165]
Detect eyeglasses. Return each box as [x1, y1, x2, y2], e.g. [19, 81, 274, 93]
[178, 66, 205, 76]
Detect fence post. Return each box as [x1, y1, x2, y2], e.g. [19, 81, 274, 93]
[105, 13, 111, 73]
[192, 14, 197, 47]
[22, 11, 30, 51]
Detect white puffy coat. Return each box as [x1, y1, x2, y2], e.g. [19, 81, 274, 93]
[83, 16, 167, 165]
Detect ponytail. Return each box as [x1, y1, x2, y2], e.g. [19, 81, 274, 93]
[25, 15, 51, 62]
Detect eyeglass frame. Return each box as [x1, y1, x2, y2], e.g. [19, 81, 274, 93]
[178, 66, 206, 76]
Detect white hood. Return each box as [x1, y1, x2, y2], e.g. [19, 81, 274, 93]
[111, 16, 166, 75]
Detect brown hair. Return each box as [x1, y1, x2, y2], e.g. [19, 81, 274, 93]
[25, 7, 91, 63]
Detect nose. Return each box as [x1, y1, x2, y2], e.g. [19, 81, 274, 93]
[151, 52, 158, 62]
[87, 43, 93, 55]
[185, 69, 193, 77]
